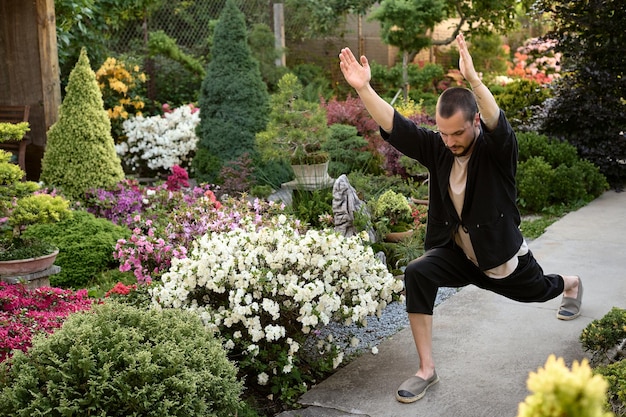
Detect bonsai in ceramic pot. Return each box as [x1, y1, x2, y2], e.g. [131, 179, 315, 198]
[0, 149, 72, 272]
[256, 73, 330, 175]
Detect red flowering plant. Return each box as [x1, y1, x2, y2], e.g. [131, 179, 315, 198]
[166, 164, 190, 191]
[104, 281, 153, 309]
[0, 282, 92, 362]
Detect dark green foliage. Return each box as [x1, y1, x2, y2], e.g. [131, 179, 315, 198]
[291, 63, 334, 102]
[40, 48, 125, 201]
[290, 188, 333, 228]
[596, 361, 626, 417]
[468, 33, 508, 75]
[580, 307, 626, 416]
[148, 30, 207, 77]
[147, 31, 206, 106]
[535, 0, 626, 188]
[516, 133, 608, 212]
[517, 156, 553, 212]
[21, 210, 131, 289]
[347, 172, 429, 202]
[149, 55, 203, 107]
[518, 132, 579, 168]
[550, 164, 586, 203]
[577, 159, 611, 198]
[580, 307, 626, 360]
[370, 61, 445, 99]
[249, 23, 289, 93]
[0, 302, 243, 417]
[323, 124, 372, 177]
[493, 79, 552, 130]
[194, 0, 269, 183]
[252, 157, 293, 190]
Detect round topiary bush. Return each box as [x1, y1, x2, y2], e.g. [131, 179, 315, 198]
[21, 210, 131, 289]
[0, 302, 243, 417]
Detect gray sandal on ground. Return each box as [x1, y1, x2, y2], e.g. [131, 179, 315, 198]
[395, 371, 439, 403]
[557, 276, 583, 320]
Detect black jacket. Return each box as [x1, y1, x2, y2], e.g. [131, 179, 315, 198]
[381, 110, 523, 270]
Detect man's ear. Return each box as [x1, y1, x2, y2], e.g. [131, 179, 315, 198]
[474, 112, 481, 127]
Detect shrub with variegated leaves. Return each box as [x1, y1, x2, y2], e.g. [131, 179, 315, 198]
[152, 215, 403, 405]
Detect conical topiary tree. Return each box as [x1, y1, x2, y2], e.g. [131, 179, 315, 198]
[40, 48, 124, 201]
[193, 0, 269, 183]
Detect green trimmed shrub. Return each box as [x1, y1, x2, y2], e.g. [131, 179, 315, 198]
[493, 79, 551, 130]
[323, 124, 372, 178]
[580, 307, 626, 361]
[596, 360, 626, 417]
[516, 132, 608, 211]
[580, 307, 626, 416]
[517, 156, 553, 212]
[21, 210, 130, 289]
[194, 0, 269, 183]
[550, 163, 586, 203]
[518, 131, 578, 167]
[40, 48, 125, 201]
[0, 302, 243, 417]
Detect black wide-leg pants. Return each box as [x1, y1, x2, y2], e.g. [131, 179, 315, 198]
[404, 245, 565, 315]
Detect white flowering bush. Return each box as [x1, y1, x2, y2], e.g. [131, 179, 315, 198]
[152, 214, 403, 404]
[117, 104, 199, 174]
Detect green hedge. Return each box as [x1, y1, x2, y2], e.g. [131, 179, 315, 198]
[21, 210, 130, 289]
[0, 302, 243, 417]
[516, 132, 609, 212]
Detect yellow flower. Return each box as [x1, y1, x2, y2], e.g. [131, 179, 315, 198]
[517, 354, 614, 417]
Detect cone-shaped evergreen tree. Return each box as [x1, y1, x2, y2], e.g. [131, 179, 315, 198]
[193, 0, 269, 183]
[41, 48, 124, 201]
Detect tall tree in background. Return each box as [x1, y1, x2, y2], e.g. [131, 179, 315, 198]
[370, 0, 446, 100]
[193, 0, 269, 183]
[535, 0, 626, 188]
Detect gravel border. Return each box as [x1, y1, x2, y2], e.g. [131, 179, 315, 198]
[312, 287, 460, 359]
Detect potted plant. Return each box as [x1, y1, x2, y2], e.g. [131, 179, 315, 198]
[370, 189, 415, 242]
[0, 149, 72, 277]
[256, 73, 331, 186]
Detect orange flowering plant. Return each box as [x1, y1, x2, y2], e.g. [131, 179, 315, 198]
[96, 57, 147, 142]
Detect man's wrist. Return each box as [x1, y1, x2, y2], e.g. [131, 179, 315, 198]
[470, 81, 483, 89]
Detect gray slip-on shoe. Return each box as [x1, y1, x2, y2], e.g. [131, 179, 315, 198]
[557, 276, 583, 320]
[395, 371, 439, 403]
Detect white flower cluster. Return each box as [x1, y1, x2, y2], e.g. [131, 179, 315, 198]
[117, 105, 200, 171]
[152, 218, 403, 379]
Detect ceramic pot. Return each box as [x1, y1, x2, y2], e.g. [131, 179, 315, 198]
[0, 249, 59, 276]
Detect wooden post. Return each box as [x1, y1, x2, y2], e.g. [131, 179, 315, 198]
[273, 3, 286, 67]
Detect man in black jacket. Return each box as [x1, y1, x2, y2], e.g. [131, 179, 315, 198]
[338, 33, 582, 403]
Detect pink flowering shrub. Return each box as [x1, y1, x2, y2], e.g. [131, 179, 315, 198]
[0, 282, 92, 362]
[114, 196, 290, 284]
[508, 37, 562, 85]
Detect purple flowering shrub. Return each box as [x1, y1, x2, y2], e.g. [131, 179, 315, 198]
[85, 166, 291, 284]
[0, 282, 92, 362]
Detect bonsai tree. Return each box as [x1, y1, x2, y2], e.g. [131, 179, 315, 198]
[0, 150, 72, 261]
[193, 0, 269, 183]
[370, 189, 414, 239]
[40, 47, 125, 202]
[256, 73, 330, 165]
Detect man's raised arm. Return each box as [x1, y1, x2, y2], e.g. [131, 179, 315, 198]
[339, 47, 395, 132]
[456, 33, 500, 131]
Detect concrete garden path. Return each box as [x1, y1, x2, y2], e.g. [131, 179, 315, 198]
[278, 189, 626, 417]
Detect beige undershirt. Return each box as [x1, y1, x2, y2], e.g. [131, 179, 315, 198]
[449, 155, 528, 279]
